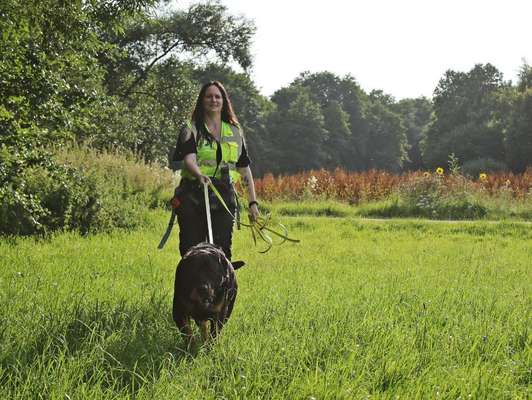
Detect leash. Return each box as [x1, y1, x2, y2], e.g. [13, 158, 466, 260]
[203, 181, 214, 244]
[157, 209, 177, 249]
[206, 182, 300, 253]
[158, 181, 300, 252]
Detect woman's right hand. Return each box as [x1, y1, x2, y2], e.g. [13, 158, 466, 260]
[198, 174, 212, 186]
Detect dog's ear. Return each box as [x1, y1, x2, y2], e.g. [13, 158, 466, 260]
[231, 260, 245, 270]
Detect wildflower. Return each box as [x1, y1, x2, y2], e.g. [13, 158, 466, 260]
[436, 167, 444, 175]
[505, 179, 511, 186]
[423, 172, 431, 178]
[479, 173, 488, 181]
[307, 175, 317, 190]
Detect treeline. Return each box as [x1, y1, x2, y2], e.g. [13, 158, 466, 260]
[1, 0, 531, 234]
[247, 64, 532, 177]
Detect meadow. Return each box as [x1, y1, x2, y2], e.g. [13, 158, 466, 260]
[1, 208, 530, 399]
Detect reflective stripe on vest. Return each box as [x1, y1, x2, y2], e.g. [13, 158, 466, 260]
[181, 120, 243, 182]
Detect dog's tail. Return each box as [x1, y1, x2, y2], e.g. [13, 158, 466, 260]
[231, 260, 245, 270]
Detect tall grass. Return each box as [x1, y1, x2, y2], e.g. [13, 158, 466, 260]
[253, 169, 532, 220]
[1, 211, 530, 398]
[55, 145, 177, 209]
[254, 168, 532, 202]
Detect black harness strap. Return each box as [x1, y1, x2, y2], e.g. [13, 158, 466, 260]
[158, 209, 177, 249]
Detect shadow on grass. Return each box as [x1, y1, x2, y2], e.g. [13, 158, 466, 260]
[278, 205, 349, 218]
[0, 293, 201, 397]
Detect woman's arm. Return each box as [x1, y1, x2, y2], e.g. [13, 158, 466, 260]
[184, 153, 211, 185]
[180, 126, 211, 185]
[238, 166, 259, 221]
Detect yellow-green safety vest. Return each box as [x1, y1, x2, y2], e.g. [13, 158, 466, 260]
[181, 120, 244, 183]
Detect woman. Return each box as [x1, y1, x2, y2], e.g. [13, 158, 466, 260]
[172, 81, 260, 260]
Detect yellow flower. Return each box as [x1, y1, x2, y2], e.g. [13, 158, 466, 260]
[479, 173, 488, 181]
[436, 167, 444, 175]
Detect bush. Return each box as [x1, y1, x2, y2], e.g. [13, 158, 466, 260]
[461, 158, 508, 177]
[55, 146, 176, 209]
[0, 156, 97, 235]
[0, 146, 177, 236]
[398, 175, 487, 219]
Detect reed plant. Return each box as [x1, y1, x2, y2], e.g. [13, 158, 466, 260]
[253, 168, 532, 220]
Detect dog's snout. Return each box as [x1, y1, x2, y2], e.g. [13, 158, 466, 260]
[190, 284, 215, 304]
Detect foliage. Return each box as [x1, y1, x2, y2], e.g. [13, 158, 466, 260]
[501, 62, 532, 172]
[0, 0, 158, 235]
[255, 169, 411, 203]
[392, 97, 433, 170]
[3, 1, 532, 236]
[424, 64, 508, 168]
[461, 157, 508, 177]
[0, 0, 257, 236]
[366, 91, 407, 171]
[0, 161, 96, 235]
[268, 87, 328, 174]
[396, 174, 487, 219]
[0, 146, 176, 236]
[253, 169, 532, 220]
[447, 152, 461, 175]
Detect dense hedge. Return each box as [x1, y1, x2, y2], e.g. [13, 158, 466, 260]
[0, 147, 176, 236]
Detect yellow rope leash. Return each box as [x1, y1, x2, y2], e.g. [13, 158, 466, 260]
[208, 183, 300, 253]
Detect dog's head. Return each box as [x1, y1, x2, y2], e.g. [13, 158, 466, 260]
[178, 243, 245, 314]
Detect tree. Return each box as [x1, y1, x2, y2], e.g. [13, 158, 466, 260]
[366, 91, 407, 172]
[503, 63, 532, 172]
[288, 72, 369, 170]
[392, 97, 433, 170]
[424, 64, 508, 169]
[322, 101, 352, 169]
[269, 87, 328, 174]
[0, 0, 158, 235]
[89, 2, 257, 162]
[114, 2, 255, 98]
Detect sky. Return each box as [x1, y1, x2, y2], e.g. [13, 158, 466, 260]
[172, 0, 532, 99]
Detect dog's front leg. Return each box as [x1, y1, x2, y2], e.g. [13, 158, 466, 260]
[198, 320, 210, 342]
[211, 310, 227, 338]
[174, 311, 194, 347]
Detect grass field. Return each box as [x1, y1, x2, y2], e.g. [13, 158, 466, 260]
[0, 208, 530, 399]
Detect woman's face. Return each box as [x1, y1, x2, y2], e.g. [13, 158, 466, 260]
[203, 85, 223, 114]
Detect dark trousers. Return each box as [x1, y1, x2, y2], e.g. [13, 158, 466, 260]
[177, 182, 236, 260]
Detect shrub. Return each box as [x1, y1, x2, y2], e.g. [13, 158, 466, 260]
[0, 154, 98, 235]
[461, 158, 508, 177]
[398, 174, 487, 219]
[0, 146, 177, 236]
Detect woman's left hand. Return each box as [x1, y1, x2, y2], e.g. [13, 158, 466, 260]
[248, 203, 260, 222]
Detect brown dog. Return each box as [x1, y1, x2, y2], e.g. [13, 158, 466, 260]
[172, 243, 245, 344]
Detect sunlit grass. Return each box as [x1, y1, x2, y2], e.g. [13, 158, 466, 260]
[1, 211, 530, 399]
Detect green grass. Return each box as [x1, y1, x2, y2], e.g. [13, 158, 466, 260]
[1, 210, 530, 399]
[354, 196, 532, 221]
[262, 198, 532, 221]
